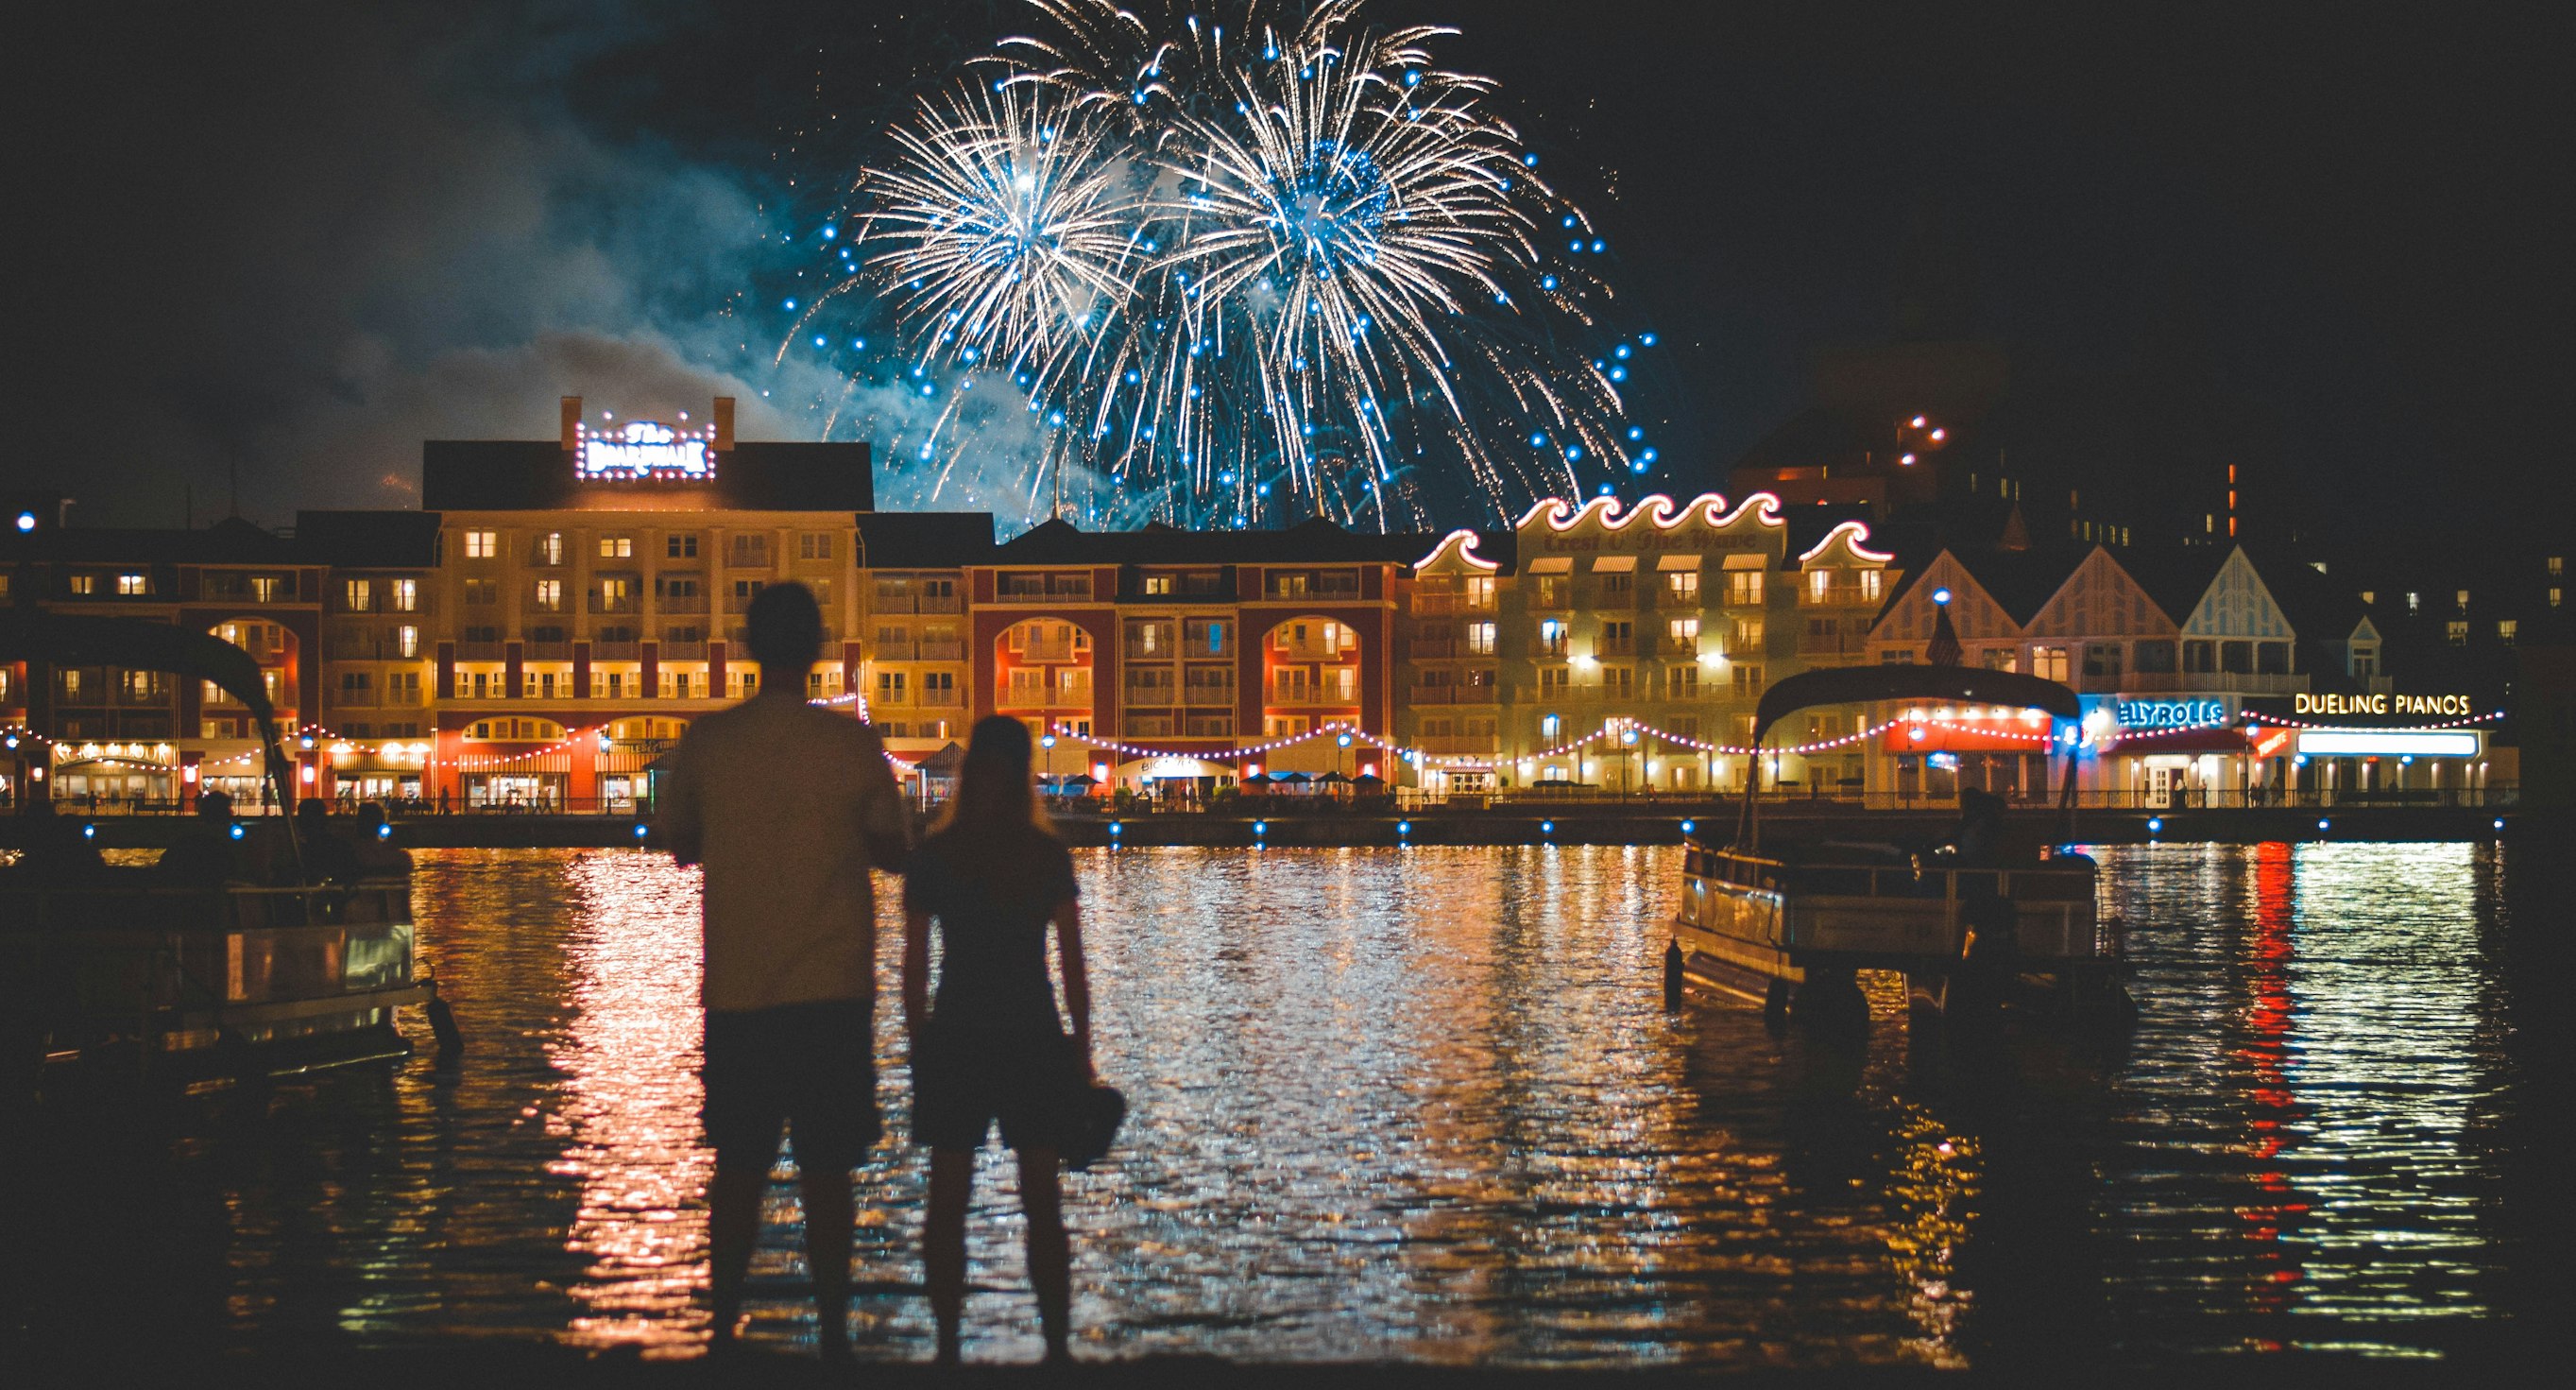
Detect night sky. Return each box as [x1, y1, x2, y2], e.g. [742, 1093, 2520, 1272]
[10, 0, 2562, 542]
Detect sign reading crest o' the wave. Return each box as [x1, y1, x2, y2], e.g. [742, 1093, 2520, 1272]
[575, 420, 715, 481]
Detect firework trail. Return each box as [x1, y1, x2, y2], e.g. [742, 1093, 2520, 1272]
[799, 0, 1662, 529]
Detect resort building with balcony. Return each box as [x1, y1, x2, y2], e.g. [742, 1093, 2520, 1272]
[1, 509, 324, 813]
[1400, 493, 1904, 798]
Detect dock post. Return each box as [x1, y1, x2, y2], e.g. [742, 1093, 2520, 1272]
[1663, 939, 1684, 1010]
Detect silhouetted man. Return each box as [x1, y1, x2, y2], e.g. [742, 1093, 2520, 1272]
[661, 581, 908, 1361]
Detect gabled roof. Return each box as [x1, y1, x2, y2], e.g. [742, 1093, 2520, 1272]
[2258, 549, 2372, 641]
[2111, 546, 2236, 626]
[1952, 544, 2096, 625]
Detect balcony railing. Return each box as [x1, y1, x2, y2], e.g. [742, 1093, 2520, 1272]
[918, 687, 964, 707]
[1269, 685, 1357, 706]
[1013, 641, 1083, 662]
[524, 641, 572, 661]
[331, 690, 384, 709]
[589, 595, 640, 615]
[1182, 686, 1236, 707]
[590, 641, 640, 661]
[659, 640, 707, 661]
[454, 642, 505, 661]
[1412, 735, 1499, 755]
[2065, 670, 2308, 695]
[1407, 637, 1462, 660]
[657, 594, 709, 615]
[919, 593, 964, 613]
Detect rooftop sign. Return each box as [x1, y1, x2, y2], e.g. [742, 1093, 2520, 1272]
[574, 420, 715, 481]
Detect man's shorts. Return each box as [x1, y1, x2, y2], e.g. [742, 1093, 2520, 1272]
[911, 1024, 1076, 1154]
[702, 998, 879, 1172]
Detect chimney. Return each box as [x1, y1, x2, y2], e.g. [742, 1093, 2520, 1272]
[560, 396, 583, 450]
[712, 396, 736, 451]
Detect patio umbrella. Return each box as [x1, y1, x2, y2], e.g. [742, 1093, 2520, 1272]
[1352, 773, 1385, 788]
[1276, 771, 1311, 783]
[1316, 770, 1351, 784]
[1241, 773, 1272, 787]
[1060, 773, 1098, 789]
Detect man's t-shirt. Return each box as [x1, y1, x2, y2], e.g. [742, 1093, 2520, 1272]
[660, 696, 907, 1013]
[903, 825, 1079, 1035]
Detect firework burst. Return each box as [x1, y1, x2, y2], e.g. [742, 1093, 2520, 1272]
[818, 0, 1658, 529]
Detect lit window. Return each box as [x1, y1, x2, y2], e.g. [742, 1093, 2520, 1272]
[2456, 589, 2470, 610]
[1145, 575, 1173, 595]
[2550, 557, 2564, 577]
[534, 579, 563, 611]
[117, 573, 148, 595]
[1465, 575, 1498, 609]
[248, 576, 283, 603]
[600, 536, 634, 559]
[2447, 620, 2468, 645]
[1860, 569, 1884, 601]
[2551, 587, 2564, 609]
[2498, 619, 2517, 645]
[464, 530, 497, 558]
[1467, 621, 1497, 655]
[1807, 570, 1831, 603]
[69, 574, 96, 595]
[390, 578, 418, 611]
[2360, 590, 2375, 606]
[2405, 592, 2419, 613]
[537, 533, 564, 565]
[343, 578, 371, 610]
[396, 626, 419, 659]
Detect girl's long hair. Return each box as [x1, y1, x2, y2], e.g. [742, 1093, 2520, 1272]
[933, 715, 1052, 841]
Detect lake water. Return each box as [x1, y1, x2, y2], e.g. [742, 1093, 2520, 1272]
[5, 842, 2550, 1367]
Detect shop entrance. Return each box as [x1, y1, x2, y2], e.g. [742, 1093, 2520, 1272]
[2142, 764, 2179, 809]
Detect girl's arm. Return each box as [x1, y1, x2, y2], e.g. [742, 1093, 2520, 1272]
[1054, 899, 1092, 1077]
[903, 908, 933, 1040]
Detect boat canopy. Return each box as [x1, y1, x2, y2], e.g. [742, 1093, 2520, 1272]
[1751, 665, 2081, 744]
[0, 609, 296, 816]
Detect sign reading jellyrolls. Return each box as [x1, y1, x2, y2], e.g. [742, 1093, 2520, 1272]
[2292, 692, 2475, 717]
[2115, 698, 2226, 729]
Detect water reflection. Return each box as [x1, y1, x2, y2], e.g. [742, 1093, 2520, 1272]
[5, 842, 2531, 1366]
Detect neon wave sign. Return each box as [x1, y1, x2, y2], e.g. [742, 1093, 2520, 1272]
[575, 420, 714, 481]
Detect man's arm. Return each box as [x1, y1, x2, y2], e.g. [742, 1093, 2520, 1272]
[852, 723, 911, 871]
[661, 740, 703, 867]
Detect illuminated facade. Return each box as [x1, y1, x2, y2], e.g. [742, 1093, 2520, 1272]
[3, 412, 2515, 813]
[1861, 543, 2494, 807]
[1400, 495, 1902, 796]
[0, 514, 324, 812]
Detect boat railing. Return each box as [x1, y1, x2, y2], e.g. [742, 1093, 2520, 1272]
[1686, 847, 2092, 903]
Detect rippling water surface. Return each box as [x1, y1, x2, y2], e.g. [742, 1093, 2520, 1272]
[5, 843, 2543, 1366]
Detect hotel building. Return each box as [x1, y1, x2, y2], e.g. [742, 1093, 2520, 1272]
[1400, 494, 1901, 796]
[3, 401, 2514, 813]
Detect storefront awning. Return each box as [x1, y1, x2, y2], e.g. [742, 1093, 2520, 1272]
[1526, 556, 1574, 574]
[2103, 728, 2253, 755]
[1590, 555, 1637, 573]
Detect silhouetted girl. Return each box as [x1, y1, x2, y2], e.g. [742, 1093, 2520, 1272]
[902, 715, 1093, 1364]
